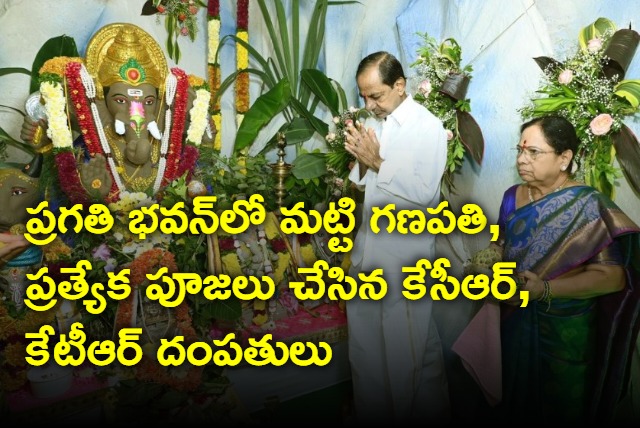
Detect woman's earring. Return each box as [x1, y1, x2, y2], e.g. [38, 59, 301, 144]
[561, 165, 567, 171]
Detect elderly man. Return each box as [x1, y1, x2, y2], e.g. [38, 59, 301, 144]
[344, 51, 450, 424]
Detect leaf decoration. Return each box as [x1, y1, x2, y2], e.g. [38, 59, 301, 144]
[603, 28, 640, 80]
[291, 152, 326, 179]
[141, 0, 158, 16]
[533, 56, 562, 72]
[30, 35, 79, 93]
[612, 124, 640, 197]
[578, 17, 616, 51]
[439, 73, 470, 101]
[280, 117, 315, 145]
[614, 79, 640, 109]
[456, 110, 484, 166]
[0, 67, 31, 78]
[235, 78, 292, 151]
[300, 69, 340, 116]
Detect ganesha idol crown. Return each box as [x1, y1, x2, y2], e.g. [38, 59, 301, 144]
[85, 23, 168, 99]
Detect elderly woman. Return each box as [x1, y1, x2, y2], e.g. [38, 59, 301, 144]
[494, 116, 640, 424]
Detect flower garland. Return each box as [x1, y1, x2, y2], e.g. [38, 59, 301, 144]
[112, 248, 201, 391]
[129, 248, 178, 287]
[519, 17, 640, 199]
[65, 61, 121, 202]
[410, 33, 484, 196]
[186, 87, 211, 145]
[207, 0, 222, 151]
[38, 57, 206, 202]
[235, 0, 250, 127]
[164, 68, 190, 186]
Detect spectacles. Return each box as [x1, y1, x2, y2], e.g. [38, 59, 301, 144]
[513, 146, 556, 161]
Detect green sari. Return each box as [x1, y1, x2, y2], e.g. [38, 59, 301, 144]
[498, 185, 640, 424]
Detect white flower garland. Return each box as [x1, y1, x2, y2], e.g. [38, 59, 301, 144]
[207, 19, 220, 64]
[40, 65, 206, 199]
[40, 81, 73, 149]
[186, 88, 211, 146]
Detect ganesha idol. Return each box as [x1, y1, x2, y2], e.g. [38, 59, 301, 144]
[0, 155, 44, 311]
[21, 23, 215, 204]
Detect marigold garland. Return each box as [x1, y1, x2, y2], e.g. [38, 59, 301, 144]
[208, 0, 222, 150]
[235, 0, 250, 122]
[129, 248, 178, 287]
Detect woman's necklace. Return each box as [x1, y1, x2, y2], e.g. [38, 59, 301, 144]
[528, 176, 570, 203]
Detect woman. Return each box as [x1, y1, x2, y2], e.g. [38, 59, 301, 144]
[497, 116, 640, 424]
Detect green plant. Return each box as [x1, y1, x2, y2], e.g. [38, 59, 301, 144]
[213, 0, 358, 208]
[520, 17, 640, 199]
[411, 33, 484, 197]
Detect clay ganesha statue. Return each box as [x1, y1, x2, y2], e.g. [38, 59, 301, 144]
[0, 155, 44, 310]
[21, 23, 215, 204]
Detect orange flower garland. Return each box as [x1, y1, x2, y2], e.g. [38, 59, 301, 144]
[208, 0, 222, 151]
[128, 248, 178, 286]
[113, 248, 202, 390]
[235, 0, 250, 126]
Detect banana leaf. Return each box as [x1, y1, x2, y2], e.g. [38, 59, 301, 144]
[280, 117, 316, 145]
[456, 110, 484, 165]
[235, 78, 292, 151]
[612, 123, 640, 197]
[291, 152, 327, 179]
[614, 79, 640, 108]
[289, 97, 328, 136]
[300, 69, 340, 116]
[29, 35, 79, 93]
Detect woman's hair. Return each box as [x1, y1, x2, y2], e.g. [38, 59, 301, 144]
[356, 51, 405, 87]
[521, 115, 579, 170]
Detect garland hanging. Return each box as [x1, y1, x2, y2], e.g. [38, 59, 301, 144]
[38, 57, 204, 203]
[207, 0, 222, 151]
[235, 0, 250, 128]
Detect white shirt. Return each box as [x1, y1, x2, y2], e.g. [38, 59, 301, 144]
[348, 95, 447, 274]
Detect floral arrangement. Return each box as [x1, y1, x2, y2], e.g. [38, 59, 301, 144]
[520, 17, 640, 199]
[410, 33, 484, 196]
[142, 0, 207, 63]
[324, 107, 371, 199]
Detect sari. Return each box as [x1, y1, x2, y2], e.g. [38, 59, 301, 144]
[498, 184, 640, 424]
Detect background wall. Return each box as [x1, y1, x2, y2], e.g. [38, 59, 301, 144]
[1, 0, 639, 364]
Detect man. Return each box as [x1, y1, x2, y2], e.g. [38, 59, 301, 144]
[344, 51, 450, 424]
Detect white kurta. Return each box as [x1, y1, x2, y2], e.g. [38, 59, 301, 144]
[347, 95, 450, 424]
